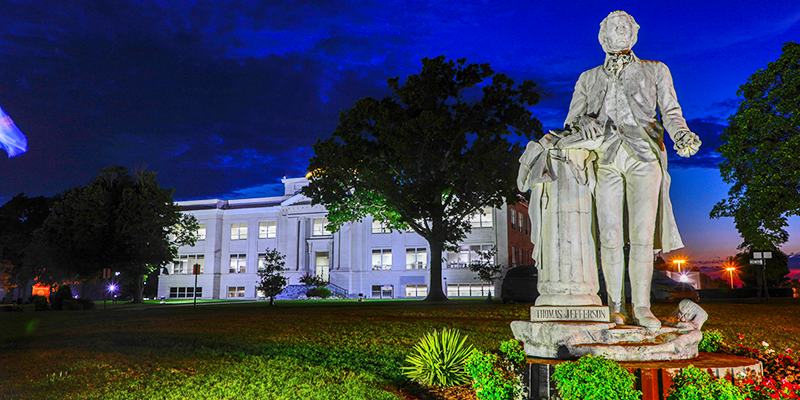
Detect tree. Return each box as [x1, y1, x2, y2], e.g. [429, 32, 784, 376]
[0, 194, 51, 299]
[467, 246, 504, 301]
[36, 166, 198, 303]
[304, 56, 542, 301]
[299, 273, 328, 287]
[711, 42, 800, 250]
[255, 248, 288, 306]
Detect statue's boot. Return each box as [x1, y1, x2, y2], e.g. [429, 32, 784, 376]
[601, 245, 626, 325]
[630, 244, 661, 329]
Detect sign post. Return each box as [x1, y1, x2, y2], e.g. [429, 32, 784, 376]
[193, 263, 200, 309]
[751, 252, 772, 304]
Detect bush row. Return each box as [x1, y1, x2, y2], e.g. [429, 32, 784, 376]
[402, 329, 800, 400]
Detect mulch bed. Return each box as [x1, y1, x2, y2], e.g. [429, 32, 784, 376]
[401, 383, 479, 400]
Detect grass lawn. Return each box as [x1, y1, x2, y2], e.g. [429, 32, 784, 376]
[1, 298, 798, 399]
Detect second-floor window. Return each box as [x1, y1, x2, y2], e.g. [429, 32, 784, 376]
[469, 207, 493, 228]
[372, 249, 392, 270]
[312, 218, 331, 236]
[406, 248, 427, 270]
[172, 254, 204, 274]
[229, 254, 246, 273]
[259, 221, 277, 239]
[231, 223, 247, 240]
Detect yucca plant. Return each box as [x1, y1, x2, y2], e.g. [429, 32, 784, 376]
[402, 328, 474, 387]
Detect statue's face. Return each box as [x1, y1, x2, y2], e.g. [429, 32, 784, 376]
[601, 15, 636, 53]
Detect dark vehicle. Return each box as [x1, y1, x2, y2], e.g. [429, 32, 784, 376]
[598, 269, 700, 303]
[500, 265, 539, 303]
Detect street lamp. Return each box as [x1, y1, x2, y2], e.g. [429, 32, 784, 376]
[725, 267, 737, 289]
[672, 259, 685, 273]
[107, 283, 117, 304]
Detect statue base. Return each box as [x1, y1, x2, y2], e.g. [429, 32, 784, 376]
[512, 302, 704, 361]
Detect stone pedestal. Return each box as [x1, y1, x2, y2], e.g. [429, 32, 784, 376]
[512, 320, 701, 361]
[522, 353, 763, 400]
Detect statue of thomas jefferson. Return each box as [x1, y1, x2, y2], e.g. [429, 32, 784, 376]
[519, 11, 701, 329]
[566, 11, 701, 328]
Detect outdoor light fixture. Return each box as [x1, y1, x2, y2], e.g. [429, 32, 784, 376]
[725, 267, 737, 289]
[672, 259, 685, 273]
[679, 274, 688, 283]
[108, 284, 117, 292]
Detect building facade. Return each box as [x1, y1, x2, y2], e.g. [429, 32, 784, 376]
[157, 177, 533, 300]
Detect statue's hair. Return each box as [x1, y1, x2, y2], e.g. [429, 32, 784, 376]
[598, 10, 639, 53]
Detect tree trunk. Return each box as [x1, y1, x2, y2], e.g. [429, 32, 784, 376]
[269, 296, 275, 306]
[133, 274, 145, 303]
[424, 239, 448, 301]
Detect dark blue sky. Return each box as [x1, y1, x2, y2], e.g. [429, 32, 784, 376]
[0, 1, 798, 276]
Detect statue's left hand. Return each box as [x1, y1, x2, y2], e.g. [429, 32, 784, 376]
[674, 130, 701, 157]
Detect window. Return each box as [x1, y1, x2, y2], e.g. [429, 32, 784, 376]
[446, 284, 492, 297]
[172, 254, 204, 274]
[371, 285, 393, 299]
[468, 207, 493, 228]
[315, 252, 330, 282]
[197, 224, 206, 241]
[510, 209, 517, 230]
[169, 286, 202, 299]
[446, 245, 492, 268]
[231, 222, 248, 240]
[227, 286, 245, 298]
[406, 248, 427, 270]
[405, 285, 427, 298]
[259, 221, 277, 239]
[312, 218, 331, 236]
[372, 220, 389, 234]
[372, 249, 392, 270]
[257, 253, 266, 271]
[229, 254, 247, 273]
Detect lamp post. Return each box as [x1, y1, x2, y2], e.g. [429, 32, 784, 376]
[725, 267, 736, 289]
[672, 259, 685, 274]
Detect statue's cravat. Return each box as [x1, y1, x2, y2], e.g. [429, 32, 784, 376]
[604, 52, 634, 77]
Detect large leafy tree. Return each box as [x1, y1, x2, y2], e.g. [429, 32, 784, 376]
[711, 42, 800, 254]
[0, 194, 51, 299]
[304, 56, 542, 301]
[36, 166, 198, 303]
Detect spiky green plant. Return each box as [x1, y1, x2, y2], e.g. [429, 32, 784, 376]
[402, 328, 474, 387]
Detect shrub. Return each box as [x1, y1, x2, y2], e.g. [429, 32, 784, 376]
[723, 334, 800, 383]
[1, 305, 23, 312]
[306, 287, 332, 299]
[699, 329, 725, 353]
[76, 298, 95, 310]
[666, 365, 746, 400]
[32, 295, 49, 311]
[741, 378, 800, 400]
[62, 299, 81, 311]
[465, 340, 527, 400]
[50, 284, 74, 311]
[402, 328, 474, 387]
[552, 354, 641, 400]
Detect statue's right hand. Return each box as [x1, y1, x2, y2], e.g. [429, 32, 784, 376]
[577, 115, 602, 141]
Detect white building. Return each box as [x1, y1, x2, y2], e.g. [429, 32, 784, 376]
[157, 177, 533, 300]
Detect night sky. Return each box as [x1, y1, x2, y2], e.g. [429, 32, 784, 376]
[1, 1, 798, 278]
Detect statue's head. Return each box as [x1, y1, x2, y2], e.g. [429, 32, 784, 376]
[598, 11, 639, 54]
